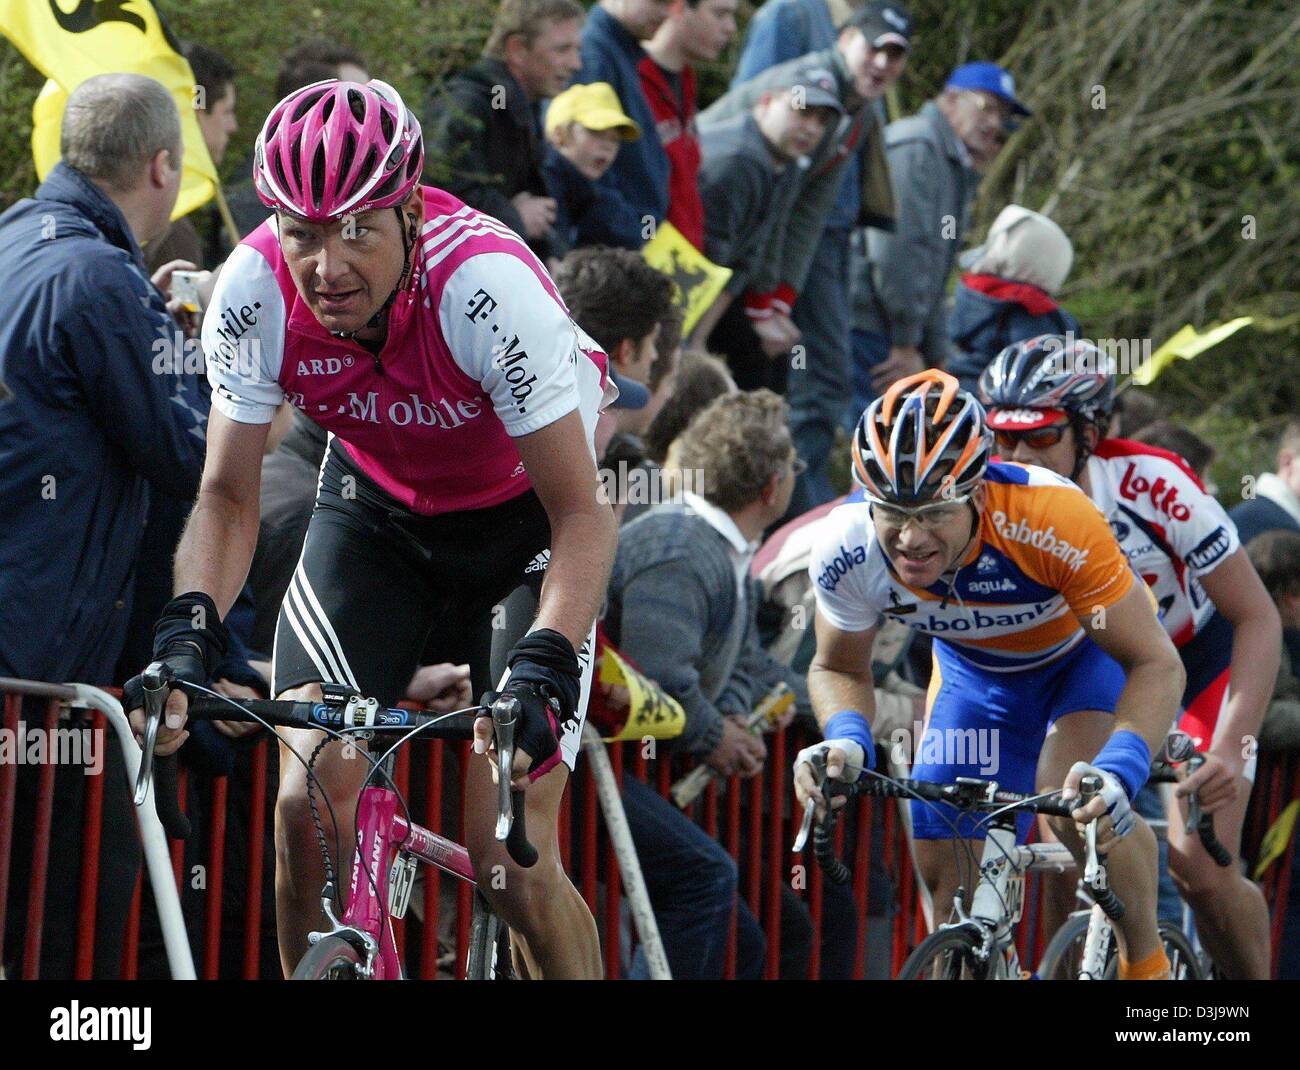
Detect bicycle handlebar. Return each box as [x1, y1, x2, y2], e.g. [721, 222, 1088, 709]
[133, 675, 539, 867]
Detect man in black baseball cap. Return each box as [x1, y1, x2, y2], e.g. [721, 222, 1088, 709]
[698, 1, 911, 518]
[847, 1, 914, 54]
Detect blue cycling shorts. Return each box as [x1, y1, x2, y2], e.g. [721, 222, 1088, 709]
[910, 636, 1126, 841]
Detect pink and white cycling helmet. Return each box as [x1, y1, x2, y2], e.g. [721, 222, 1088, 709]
[253, 78, 424, 222]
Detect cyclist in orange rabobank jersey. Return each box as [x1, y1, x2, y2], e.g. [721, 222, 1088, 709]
[981, 335, 1280, 979]
[125, 79, 619, 978]
[795, 369, 1185, 979]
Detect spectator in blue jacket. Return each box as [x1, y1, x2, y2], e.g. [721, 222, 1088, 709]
[0, 74, 207, 979]
[575, 0, 674, 246]
[946, 204, 1080, 393]
[543, 81, 644, 249]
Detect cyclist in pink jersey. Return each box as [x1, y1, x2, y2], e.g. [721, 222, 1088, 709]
[982, 335, 1280, 978]
[127, 79, 618, 977]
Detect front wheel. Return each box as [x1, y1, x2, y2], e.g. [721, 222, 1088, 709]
[898, 925, 993, 980]
[292, 934, 368, 980]
[1038, 912, 1113, 980]
[1039, 913, 1205, 980]
[1160, 922, 1206, 980]
[465, 890, 515, 980]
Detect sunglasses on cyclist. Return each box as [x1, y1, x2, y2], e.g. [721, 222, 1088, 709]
[870, 496, 971, 531]
[992, 423, 1070, 451]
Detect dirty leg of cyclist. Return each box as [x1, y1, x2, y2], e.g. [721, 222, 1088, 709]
[463, 756, 602, 978]
[1166, 779, 1270, 978]
[1037, 709, 1163, 969]
[272, 682, 372, 975]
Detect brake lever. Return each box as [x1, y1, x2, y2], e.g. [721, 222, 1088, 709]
[490, 694, 520, 843]
[1184, 753, 1205, 834]
[133, 659, 174, 805]
[792, 749, 828, 853]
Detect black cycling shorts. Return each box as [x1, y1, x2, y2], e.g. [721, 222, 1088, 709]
[271, 440, 592, 769]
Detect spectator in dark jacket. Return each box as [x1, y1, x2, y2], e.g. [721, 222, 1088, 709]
[0, 73, 205, 979]
[946, 204, 1079, 393]
[425, 0, 584, 261]
[701, 4, 908, 515]
[575, 0, 674, 247]
[543, 82, 644, 249]
[639, 0, 739, 251]
[698, 83, 840, 390]
[852, 62, 1030, 410]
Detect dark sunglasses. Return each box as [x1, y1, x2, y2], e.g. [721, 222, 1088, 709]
[993, 424, 1069, 451]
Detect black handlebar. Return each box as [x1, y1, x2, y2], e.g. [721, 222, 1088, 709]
[134, 684, 538, 868]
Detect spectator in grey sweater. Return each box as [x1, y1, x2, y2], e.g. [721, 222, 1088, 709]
[696, 82, 840, 391]
[851, 61, 1030, 413]
[605, 390, 809, 766]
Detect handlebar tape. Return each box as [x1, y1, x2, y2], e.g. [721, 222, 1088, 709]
[505, 788, 538, 868]
[153, 754, 192, 841]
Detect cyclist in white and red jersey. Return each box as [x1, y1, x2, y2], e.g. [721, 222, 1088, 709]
[982, 335, 1280, 978]
[797, 369, 1184, 979]
[126, 79, 619, 977]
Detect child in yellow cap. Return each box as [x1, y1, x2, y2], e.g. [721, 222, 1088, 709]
[543, 82, 642, 251]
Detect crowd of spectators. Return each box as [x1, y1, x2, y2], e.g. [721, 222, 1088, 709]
[1, 0, 1297, 981]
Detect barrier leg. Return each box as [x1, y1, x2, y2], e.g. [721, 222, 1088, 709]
[581, 725, 670, 979]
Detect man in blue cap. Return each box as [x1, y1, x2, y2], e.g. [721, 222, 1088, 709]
[850, 60, 1030, 412]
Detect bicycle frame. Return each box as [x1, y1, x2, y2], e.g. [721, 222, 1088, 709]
[942, 820, 1085, 978]
[314, 767, 476, 979]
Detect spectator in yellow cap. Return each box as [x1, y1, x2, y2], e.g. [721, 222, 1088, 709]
[543, 82, 643, 251]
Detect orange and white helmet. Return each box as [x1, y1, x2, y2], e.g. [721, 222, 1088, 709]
[851, 370, 993, 504]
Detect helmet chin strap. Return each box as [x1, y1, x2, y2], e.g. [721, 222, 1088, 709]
[330, 207, 419, 341]
[938, 500, 981, 609]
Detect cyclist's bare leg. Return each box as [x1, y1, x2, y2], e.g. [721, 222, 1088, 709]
[272, 682, 371, 975]
[1037, 709, 1162, 965]
[463, 756, 601, 978]
[1166, 778, 1269, 978]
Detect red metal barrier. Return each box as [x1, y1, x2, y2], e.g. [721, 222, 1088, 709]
[3, 674, 1300, 979]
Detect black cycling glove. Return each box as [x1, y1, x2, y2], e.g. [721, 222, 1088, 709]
[489, 628, 582, 780]
[123, 592, 230, 714]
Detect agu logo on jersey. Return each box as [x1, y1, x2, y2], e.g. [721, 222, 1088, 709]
[967, 577, 1018, 596]
[991, 511, 1090, 571]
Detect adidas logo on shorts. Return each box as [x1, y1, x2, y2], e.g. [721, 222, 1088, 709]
[525, 551, 550, 575]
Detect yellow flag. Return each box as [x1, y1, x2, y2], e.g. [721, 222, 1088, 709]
[1129, 317, 1253, 386]
[598, 646, 686, 742]
[0, 0, 217, 220]
[642, 219, 732, 336]
[1253, 798, 1299, 881]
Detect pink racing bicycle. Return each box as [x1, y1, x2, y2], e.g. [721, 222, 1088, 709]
[135, 669, 533, 980]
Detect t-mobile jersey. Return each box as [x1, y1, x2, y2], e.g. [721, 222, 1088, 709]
[1084, 438, 1240, 647]
[203, 186, 613, 515]
[810, 462, 1135, 672]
